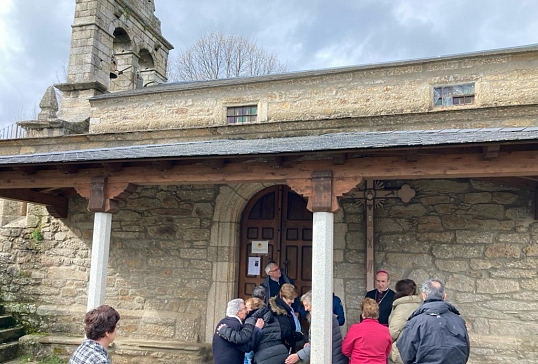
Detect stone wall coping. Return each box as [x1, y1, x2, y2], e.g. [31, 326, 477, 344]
[90, 44, 538, 101]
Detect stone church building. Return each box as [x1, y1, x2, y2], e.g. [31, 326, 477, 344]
[1, 1, 538, 363]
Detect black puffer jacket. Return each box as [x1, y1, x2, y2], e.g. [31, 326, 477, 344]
[268, 296, 304, 352]
[219, 306, 289, 364]
[396, 300, 470, 364]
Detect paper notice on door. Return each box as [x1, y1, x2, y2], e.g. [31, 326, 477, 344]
[251, 240, 269, 254]
[248, 257, 261, 276]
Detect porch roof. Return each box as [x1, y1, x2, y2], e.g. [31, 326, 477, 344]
[1, 127, 538, 166]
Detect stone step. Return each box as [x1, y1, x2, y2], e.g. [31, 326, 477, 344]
[0, 327, 25, 344]
[0, 342, 19, 363]
[0, 315, 15, 330]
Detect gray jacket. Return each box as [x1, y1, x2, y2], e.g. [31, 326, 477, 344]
[297, 315, 348, 364]
[396, 300, 470, 364]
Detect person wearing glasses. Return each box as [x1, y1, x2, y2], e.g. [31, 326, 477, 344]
[261, 263, 294, 302]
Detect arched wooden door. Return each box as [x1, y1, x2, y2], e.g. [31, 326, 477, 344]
[238, 185, 313, 300]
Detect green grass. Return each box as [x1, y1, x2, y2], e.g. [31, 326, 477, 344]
[18, 355, 67, 364]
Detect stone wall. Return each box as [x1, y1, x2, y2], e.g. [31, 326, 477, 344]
[89, 48, 538, 133]
[336, 179, 538, 364]
[0, 185, 218, 343]
[1, 179, 538, 363]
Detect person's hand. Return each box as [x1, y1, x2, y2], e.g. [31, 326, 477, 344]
[303, 342, 310, 348]
[285, 353, 300, 364]
[255, 318, 264, 329]
[216, 323, 227, 332]
[294, 311, 300, 318]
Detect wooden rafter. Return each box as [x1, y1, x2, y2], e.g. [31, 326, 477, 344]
[0, 189, 68, 218]
[1, 149, 538, 190]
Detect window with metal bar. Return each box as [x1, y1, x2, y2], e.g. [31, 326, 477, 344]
[227, 105, 258, 124]
[434, 83, 475, 107]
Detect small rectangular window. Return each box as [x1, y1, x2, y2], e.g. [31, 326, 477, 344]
[227, 105, 257, 124]
[434, 83, 475, 107]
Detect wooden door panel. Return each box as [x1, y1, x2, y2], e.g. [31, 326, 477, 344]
[238, 186, 312, 301]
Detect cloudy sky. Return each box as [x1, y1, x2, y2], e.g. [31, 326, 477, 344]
[1, 0, 538, 129]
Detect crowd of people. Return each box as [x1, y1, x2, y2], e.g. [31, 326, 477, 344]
[212, 266, 470, 364]
[67, 266, 470, 364]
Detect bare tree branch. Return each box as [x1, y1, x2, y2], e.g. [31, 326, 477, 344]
[168, 32, 287, 82]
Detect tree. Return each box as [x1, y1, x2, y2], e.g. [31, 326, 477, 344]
[167, 32, 287, 82]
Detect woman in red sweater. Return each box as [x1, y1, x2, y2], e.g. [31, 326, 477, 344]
[342, 298, 392, 364]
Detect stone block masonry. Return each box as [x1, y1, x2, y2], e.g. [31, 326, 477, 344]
[1, 179, 537, 364]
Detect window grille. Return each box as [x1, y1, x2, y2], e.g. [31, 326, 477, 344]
[227, 106, 257, 124]
[434, 83, 475, 107]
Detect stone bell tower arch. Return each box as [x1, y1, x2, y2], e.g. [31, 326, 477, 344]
[55, 0, 173, 129]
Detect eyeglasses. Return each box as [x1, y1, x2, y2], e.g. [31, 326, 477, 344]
[269, 268, 280, 273]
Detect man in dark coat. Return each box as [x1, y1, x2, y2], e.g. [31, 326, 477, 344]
[333, 292, 345, 326]
[365, 270, 395, 326]
[261, 263, 302, 315]
[212, 298, 263, 364]
[261, 263, 294, 303]
[397, 279, 470, 364]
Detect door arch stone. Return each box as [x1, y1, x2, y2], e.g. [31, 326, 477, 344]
[204, 182, 275, 342]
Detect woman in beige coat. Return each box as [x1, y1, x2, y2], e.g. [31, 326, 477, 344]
[388, 279, 422, 364]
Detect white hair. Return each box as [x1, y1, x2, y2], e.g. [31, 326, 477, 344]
[265, 262, 276, 274]
[226, 298, 244, 317]
[301, 290, 312, 305]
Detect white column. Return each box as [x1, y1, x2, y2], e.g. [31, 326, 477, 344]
[310, 211, 334, 364]
[86, 212, 113, 312]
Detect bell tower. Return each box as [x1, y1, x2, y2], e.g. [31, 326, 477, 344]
[55, 0, 173, 127]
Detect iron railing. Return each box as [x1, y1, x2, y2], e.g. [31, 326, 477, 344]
[0, 123, 27, 140]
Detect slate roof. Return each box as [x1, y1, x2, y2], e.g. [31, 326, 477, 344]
[1, 127, 538, 165]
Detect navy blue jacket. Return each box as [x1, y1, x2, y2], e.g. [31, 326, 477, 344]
[261, 271, 304, 315]
[396, 299, 470, 364]
[333, 293, 345, 326]
[212, 316, 261, 364]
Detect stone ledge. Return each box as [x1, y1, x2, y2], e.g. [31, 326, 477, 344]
[18, 335, 213, 364]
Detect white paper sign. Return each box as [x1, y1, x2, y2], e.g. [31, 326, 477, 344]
[248, 257, 261, 276]
[251, 240, 269, 254]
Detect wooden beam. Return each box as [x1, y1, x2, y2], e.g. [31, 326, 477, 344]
[267, 156, 283, 168]
[406, 150, 418, 162]
[1, 150, 538, 189]
[483, 144, 500, 159]
[101, 162, 124, 172]
[0, 189, 68, 218]
[332, 153, 347, 165]
[56, 164, 79, 174]
[205, 159, 225, 170]
[310, 171, 333, 212]
[152, 160, 173, 171]
[12, 166, 36, 175]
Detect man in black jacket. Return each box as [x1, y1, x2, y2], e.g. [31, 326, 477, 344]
[397, 279, 470, 364]
[212, 298, 263, 364]
[260, 263, 303, 315]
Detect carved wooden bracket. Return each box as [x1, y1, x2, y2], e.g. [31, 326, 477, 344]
[74, 176, 137, 214]
[287, 172, 361, 213]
